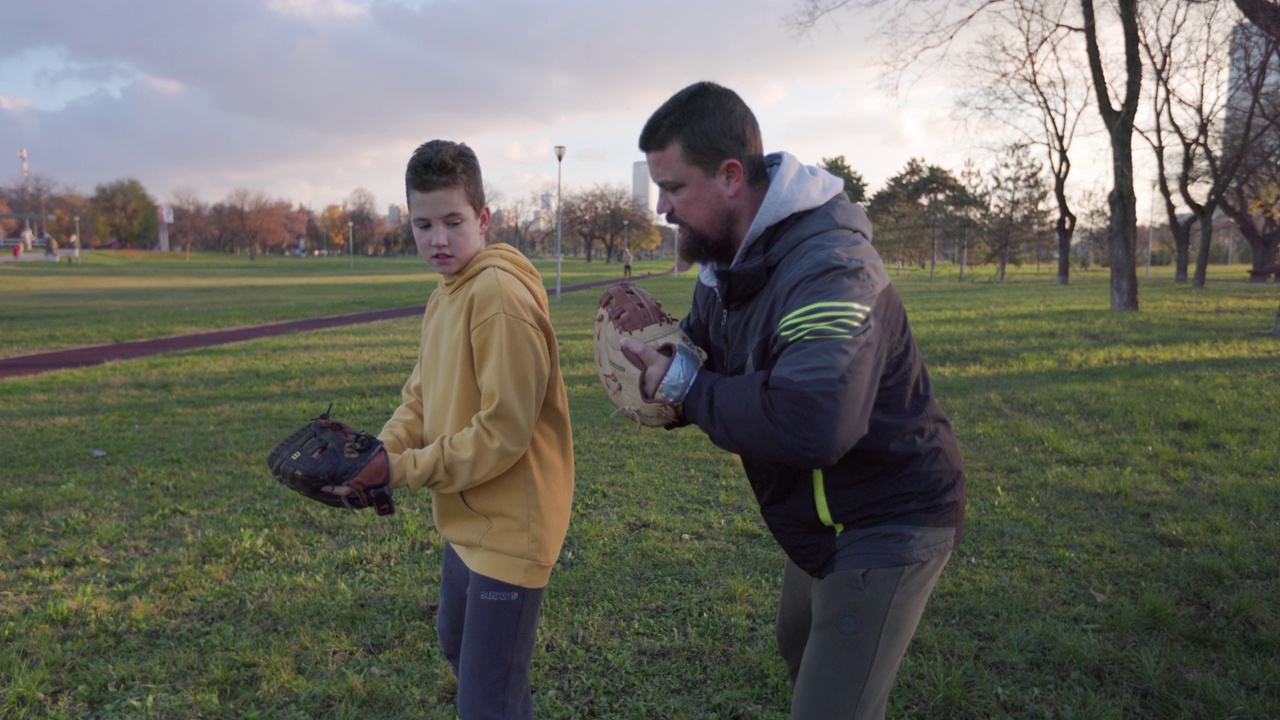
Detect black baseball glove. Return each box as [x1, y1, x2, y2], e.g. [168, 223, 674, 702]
[267, 408, 395, 515]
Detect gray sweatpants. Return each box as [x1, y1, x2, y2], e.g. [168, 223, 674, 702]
[437, 543, 545, 719]
[775, 552, 951, 720]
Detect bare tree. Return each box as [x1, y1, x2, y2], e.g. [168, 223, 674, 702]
[563, 184, 635, 263]
[4, 174, 62, 238]
[345, 188, 382, 256]
[958, 0, 1090, 286]
[790, 0, 1143, 309]
[170, 188, 212, 260]
[489, 192, 553, 256]
[1139, 0, 1265, 287]
[224, 189, 303, 259]
[1080, 0, 1143, 308]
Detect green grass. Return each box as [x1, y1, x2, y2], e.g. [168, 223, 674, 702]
[2, 252, 1278, 718]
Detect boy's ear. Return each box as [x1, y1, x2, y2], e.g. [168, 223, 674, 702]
[478, 206, 492, 233]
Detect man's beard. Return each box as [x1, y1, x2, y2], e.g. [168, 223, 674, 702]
[672, 208, 737, 267]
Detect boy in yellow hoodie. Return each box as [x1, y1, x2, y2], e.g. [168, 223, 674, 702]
[334, 139, 574, 718]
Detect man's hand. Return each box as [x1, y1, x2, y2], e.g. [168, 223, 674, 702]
[620, 337, 673, 401]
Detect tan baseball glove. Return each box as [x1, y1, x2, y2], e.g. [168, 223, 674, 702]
[593, 281, 704, 427]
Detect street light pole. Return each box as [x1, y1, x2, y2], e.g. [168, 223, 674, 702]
[554, 145, 565, 301]
[1146, 181, 1155, 279]
[348, 221, 354, 270]
[672, 227, 679, 276]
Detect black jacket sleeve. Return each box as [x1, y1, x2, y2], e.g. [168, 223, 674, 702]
[681, 254, 892, 468]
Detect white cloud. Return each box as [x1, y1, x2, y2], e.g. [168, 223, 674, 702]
[0, 96, 36, 113]
[143, 77, 185, 96]
[266, 0, 367, 19]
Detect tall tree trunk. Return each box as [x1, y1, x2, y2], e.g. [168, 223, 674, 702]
[1172, 222, 1191, 283]
[1192, 211, 1214, 288]
[930, 222, 937, 280]
[1056, 216, 1074, 286]
[1082, 0, 1142, 311]
[1106, 181, 1139, 308]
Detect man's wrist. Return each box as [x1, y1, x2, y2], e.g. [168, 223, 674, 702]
[656, 344, 701, 406]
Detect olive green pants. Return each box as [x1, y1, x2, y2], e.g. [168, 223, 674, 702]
[776, 552, 951, 719]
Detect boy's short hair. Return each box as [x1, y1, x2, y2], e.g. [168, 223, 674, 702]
[405, 140, 486, 214]
[638, 81, 768, 187]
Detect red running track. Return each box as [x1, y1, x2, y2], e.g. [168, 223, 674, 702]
[0, 273, 662, 380]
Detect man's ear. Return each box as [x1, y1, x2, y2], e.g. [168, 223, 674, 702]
[478, 205, 492, 233]
[718, 159, 746, 196]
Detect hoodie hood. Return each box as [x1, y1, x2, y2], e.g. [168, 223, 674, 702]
[698, 151, 847, 287]
[443, 243, 549, 312]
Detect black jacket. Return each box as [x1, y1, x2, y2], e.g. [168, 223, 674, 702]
[680, 192, 965, 578]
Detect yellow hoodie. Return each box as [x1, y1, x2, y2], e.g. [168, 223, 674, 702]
[379, 243, 574, 588]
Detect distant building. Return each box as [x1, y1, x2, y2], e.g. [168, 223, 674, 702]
[1226, 22, 1280, 151]
[632, 161, 653, 217]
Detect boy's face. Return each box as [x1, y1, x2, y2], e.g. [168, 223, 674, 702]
[408, 186, 490, 280]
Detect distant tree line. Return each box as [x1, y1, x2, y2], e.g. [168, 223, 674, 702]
[0, 175, 670, 264]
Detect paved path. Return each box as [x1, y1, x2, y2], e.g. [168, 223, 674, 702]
[0, 273, 664, 380]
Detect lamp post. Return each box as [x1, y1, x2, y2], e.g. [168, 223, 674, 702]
[1146, 181, 1155, 279]
[672, 227, 679, 276]
[554, 145, 565, 301]
[348, 220, 354, 270]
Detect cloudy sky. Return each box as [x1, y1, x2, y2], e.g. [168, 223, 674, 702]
[1, 0, 1118, 217]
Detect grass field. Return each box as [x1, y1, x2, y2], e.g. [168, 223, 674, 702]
[2, 251, 1278, 718]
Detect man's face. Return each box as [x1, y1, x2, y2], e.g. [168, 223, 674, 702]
[408, 186, 490, 280]
[647, 143, 738, 266]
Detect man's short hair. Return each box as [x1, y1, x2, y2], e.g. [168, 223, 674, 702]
[405, 140, 486, 213]
[638, 81, 768, 186]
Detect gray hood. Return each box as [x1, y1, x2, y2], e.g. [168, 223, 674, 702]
[698, 151, 847, 287]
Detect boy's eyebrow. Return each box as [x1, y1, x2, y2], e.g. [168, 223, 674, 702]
[415, 210, 468, 221]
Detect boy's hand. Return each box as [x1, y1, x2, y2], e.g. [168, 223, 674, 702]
[267, 412, 396, 515]
[322, 449, 394, 515]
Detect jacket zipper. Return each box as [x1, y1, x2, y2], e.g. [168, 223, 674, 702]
[713, 287, 729, 345]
